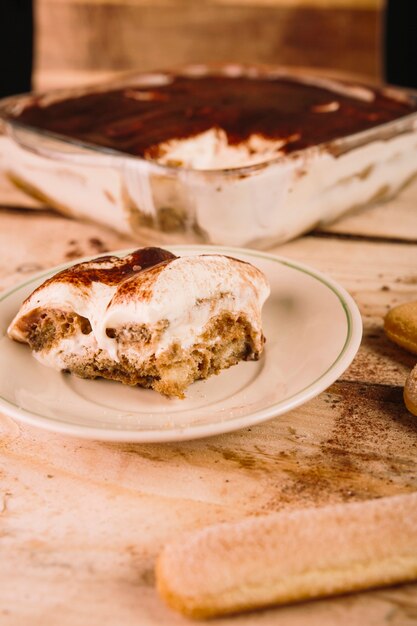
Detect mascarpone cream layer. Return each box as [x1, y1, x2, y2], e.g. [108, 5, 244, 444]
[8, 254, 270, 370]
[149, 128, 288, 170]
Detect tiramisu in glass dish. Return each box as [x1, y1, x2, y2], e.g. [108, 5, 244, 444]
[1, 65, 416, 248]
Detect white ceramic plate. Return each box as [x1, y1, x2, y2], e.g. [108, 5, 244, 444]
[0, 245, 362, 442]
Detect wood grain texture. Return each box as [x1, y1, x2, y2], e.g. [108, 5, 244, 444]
[35, 0, 381, 87]
[215, 0, 381, 7]
[1, 137, 417, 623]
[44, 0, 382, 6]
[1, 379, 417, 625]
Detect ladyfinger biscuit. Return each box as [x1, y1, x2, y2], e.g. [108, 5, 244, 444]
[156, 492, 417, 619]
[404, 363, 417, 416]
[384, 301, 417, 355]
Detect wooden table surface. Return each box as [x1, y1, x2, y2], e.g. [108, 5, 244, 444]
[1, 171, 417, 625]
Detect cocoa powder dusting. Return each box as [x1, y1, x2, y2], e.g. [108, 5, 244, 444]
[215, 381, 417, 513]
[11, 74, 417, 159]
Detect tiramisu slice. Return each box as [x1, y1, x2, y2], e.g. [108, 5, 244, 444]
[8, 247, 270, 398]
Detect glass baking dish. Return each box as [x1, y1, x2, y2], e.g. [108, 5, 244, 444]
[1, 65, 417, 249]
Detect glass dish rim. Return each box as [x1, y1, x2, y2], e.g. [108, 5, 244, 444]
[1, 64, 417, 178]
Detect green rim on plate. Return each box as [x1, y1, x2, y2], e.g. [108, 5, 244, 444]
[0, 245, 362, 441]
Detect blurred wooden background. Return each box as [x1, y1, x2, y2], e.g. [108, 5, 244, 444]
[34, 0, 384, 90]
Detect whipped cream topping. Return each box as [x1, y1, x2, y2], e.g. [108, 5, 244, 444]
[13, 70, 416, 165]
[148, 128, 288, 170]
[99, 255, 270, 359]
[8, 253, 270, 369]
